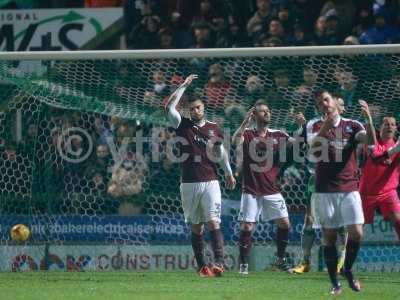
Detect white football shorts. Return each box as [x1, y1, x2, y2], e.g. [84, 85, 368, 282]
[238, 193, 289, 222]
[312, 191, 364, 229]
[310, 193, 322, 229]
[180, 180, 221, 224]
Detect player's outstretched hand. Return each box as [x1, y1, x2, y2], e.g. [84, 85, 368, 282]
[225, 175, 236, 190]
[322, 113, 335, 129]
[182, 74, 198, 87]
[359, 100, 372, 119]
[294, 111, 306, 127]
[243, 108, 255, 126]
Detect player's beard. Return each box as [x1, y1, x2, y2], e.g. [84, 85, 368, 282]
[257, 118, 269, 129]
[192, 113, 205, 124]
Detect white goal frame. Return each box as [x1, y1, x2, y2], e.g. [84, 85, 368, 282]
[0, 44, 400, 61]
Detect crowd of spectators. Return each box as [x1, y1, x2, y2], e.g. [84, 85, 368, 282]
[0, 105, 184, 217]
[2, 1, 400, 48]
[124, 0, 400, 49]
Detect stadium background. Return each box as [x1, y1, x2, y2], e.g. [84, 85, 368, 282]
[0, 0, 399, 274]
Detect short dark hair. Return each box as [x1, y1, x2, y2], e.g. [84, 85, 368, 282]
[314, 89, 330, 99]
[254, 99, 269, 108]
[382, 116, 397, 123]
[187, 98, 204, 104]
[186, 98, 206, 108]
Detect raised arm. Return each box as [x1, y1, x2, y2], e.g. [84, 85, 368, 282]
[289, 111, 307, 146]
[357, 100, 377, 145]
[165, 74, 198, 129]
[232, 108, 254, 146]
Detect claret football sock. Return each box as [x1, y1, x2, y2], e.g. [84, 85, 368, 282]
[324, 245, 339, 287]
[210, 229, 224, 265]
[344, 239, 360, 272]
[191, 232, 206, 269]
[239, 230, 252, 264]
[277, 227, 289, 259]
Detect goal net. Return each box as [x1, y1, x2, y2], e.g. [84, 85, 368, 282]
[0, 46, 399, 272]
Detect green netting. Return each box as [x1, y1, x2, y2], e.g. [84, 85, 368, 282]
[0, 48, 399, 254]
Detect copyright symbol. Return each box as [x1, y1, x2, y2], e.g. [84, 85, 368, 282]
[57, 127, 93, 163]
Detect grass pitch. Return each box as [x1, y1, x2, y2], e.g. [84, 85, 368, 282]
[0, 271, 399, 300]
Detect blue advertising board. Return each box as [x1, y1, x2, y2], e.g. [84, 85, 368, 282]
[0, 214, 306, 243]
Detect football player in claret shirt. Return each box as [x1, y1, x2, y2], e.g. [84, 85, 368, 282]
[292, 98, 348, 274]
[232, 100, 293, 275]
[308, 90, 375, 295]
[165, 74, 236, 277]
[360, 115, 400, 240]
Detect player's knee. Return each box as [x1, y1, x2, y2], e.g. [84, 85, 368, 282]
[305, 215, 314, 227]
[391, 213, 400, 224]
[240, 222, 253, 232]
[276, 218, 290, 229]
[191, 224, 204, 235]
[348, 230, 363, 242]
[206, 220, 220, 231]
[346, 224, 363, 242]
[322, 231, 337, 246]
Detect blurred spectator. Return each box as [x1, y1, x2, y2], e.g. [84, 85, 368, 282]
[85, 0, 121, 7]
[352, 5, 374, 37]
[276, 3, 295, 36]
[0, 141, 31, 197]
[266, 68, 294, 110]
[334, 67, 360, 107]
[192, 0, 218, 26]
[144, 70, 170, 106]
[158, 27, 175, 49]
[191, 22, 214, 48]
[93, 117, 113, 145]
[148, 153, 180, 201]
[247, 0, 274, 45]
[168, 12, 193, 48]
[260, 36, 283, 47]
[359, 10, 400, 44]
[323, 9, 342, 45]
[320, 0, 357, 40]
[108, 150, 148, 216]
[295, 67, 319, 97]
[20, 123, 38, 159]
[294, 67, 320, 117]
[115, 121, 135, 147]
[242, 75, 267, 108]
[291, 23, 311, 46]
[222, 15, 249, 48]
[266, 18, 287, 44]
[204, 63, 232, 109]
[343, 35, 360, 45]
[127, 14, 161, 49]
[312, 16, 327, 45]
[89, 144, 112, 179]
[292, 0, 325, 33]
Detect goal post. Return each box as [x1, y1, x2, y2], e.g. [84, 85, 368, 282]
[0, 45, 399, 272]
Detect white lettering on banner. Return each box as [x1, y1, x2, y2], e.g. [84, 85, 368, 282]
[363, 215, 397, 242]
[26, 222, 186, 236]
[0, 245, 239, 271]
[0, 8, 122, 52]
[2, 245, 400, 272]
